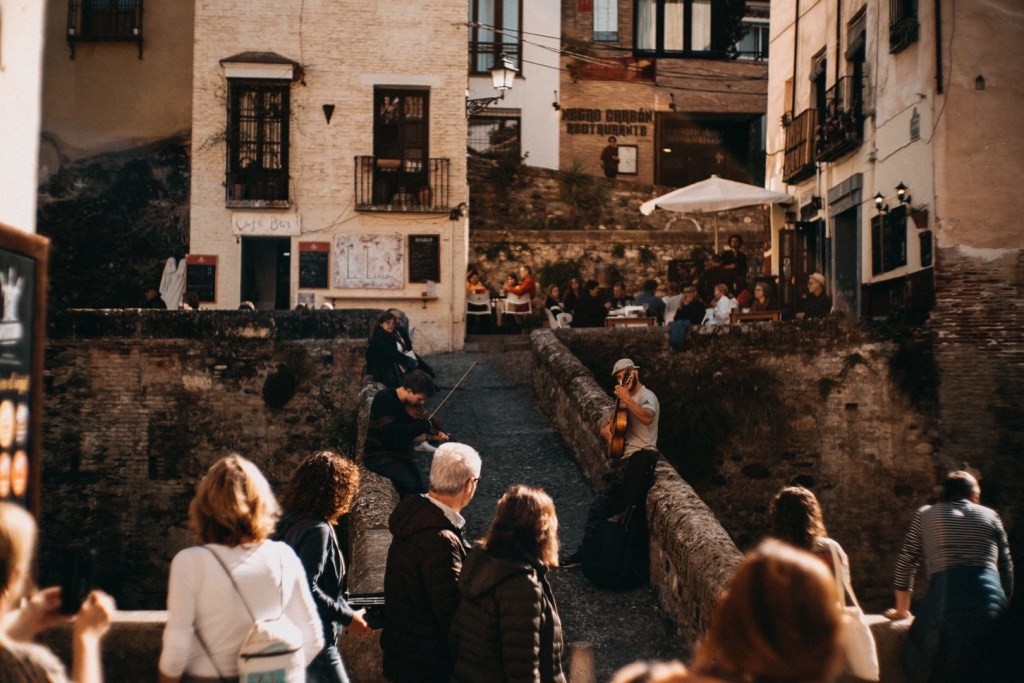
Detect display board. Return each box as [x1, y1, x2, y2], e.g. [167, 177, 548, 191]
[0, 223, 49, 514]
[408, 235, 440, 283]
[185, 255, 218, 303]
[298, 242, 330, 289]
[332, 234, 404, 289]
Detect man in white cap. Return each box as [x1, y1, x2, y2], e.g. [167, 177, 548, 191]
[800, 272, 833, 319]
[601, 358, 659, 458]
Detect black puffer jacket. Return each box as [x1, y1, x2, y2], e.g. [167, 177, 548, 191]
[450, 543, 565, 683]
[381, 495, 469, 683]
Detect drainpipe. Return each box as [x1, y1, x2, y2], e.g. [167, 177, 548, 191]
[791, 0, 800, 115]
[835, 0, 842, 84]
[934, 0, 944, 94]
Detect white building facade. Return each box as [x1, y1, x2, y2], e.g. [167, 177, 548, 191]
[189, 1, 470, 353]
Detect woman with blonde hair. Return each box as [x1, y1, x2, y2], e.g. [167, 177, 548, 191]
[159, 455, 322, 683]
[0, 502, 114, 683]
[450, 485, 565, 683]
[691, 539, 844, 683]
[278, 451, 370, 683]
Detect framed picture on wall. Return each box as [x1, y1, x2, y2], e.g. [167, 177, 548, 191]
[618, 145, 638, 175]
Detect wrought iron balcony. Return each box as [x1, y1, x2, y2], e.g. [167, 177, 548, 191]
[783, 108, 818, 184]
[354, 157, 451, 212]
[469, 41, 521, 75]
[889, 16, 919, 53]
[816, 76, 865, 162]
[225, 166, 289, 206]
[67, 0, 144, 59]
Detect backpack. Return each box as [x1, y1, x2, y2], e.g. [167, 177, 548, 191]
[198, 546, 307, 683]
[580, 497, 649, 591]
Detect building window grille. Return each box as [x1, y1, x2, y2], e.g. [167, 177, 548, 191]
[593, 0, 619, 42]
[226, 81, 290, 203]
[889, 0, 919, 53]
[469, 0, 522, 74]
[66, 0, 143, 58]
[469, 115, 521, 159]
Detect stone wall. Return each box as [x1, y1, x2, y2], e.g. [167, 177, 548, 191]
[537, 323, 940, 611]
[40, 309, 378, 609]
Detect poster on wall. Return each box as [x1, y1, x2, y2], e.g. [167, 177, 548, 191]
[333, 234, 404, 289]
[0, 223, 49, 515]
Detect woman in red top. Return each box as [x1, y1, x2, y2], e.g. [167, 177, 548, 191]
[504, 265, 537, 313]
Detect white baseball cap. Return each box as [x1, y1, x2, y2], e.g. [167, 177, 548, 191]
[612, 358, 636, 376]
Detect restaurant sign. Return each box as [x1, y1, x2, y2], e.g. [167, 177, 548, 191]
[563, 107, 653, 137]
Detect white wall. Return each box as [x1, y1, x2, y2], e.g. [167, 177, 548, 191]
[0, 0, 45, 232]
[468, 0, 561, 170]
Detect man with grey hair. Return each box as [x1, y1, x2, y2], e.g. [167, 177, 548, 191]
[382, 442, 481, 683]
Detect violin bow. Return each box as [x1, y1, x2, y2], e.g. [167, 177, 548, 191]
[427, 361, 479, 421]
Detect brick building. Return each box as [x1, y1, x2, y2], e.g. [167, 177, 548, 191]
[189, 0, 470, 353]
[559, 0, 769, 187]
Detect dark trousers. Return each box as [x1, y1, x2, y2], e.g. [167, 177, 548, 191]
[363, 454, 427, 497]
[604, 449, 659, 514]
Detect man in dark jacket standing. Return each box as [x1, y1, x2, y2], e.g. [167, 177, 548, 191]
[381, 442, 482, 683]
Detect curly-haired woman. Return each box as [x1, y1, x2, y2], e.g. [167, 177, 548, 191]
[450, 485, 565, 683]
[278, 451, 370, 683]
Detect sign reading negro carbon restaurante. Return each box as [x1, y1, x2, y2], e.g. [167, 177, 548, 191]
[563, 108, 654, 136]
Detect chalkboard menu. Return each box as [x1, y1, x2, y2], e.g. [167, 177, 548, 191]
[299, 242, 330, 289]
[0, 222, 49, 515]
[408, 235, 440, 283]
[185, 254, 217, 303]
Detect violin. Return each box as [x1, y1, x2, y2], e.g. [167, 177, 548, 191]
[607, 367, 637, 461]
[406, 402, 451, 442]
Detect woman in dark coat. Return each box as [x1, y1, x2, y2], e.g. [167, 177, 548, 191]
[365, 311, 415, 387]
[450, 485, 565, 683]
[570, 279, 607, 328]
[277, 451, 371, 683]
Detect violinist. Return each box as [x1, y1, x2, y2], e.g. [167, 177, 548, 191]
[364, 369, 450, 497]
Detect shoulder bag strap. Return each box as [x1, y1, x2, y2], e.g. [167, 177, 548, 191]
[205, 544, 287, 621]
[189, 546, 239, 683]
[827, 541, 863, 611]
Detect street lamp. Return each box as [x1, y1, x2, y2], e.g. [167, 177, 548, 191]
[874, 192, 889, 214]
[467, 54, 518, 116]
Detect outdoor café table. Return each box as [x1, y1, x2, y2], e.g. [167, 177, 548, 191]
[605, 316, 658, 328]
[730, 310, 781, 324]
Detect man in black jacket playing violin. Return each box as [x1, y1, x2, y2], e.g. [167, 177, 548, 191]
[364, 369, 450, 497]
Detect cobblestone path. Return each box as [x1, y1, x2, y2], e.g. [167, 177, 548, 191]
[423, 349, 686, 681]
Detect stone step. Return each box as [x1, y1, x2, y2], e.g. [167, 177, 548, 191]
[464, 334, 531, 353]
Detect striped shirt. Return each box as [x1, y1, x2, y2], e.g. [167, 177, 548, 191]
[893, 500, 1014, 595]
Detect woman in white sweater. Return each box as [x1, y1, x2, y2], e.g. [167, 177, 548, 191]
[159, 455, 323, 683]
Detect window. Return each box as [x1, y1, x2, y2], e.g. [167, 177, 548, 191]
[226, 81, 290, 203]
[468, 114, 521, 158]
[372, 88, 430, 206]
[735, 18, 768, 60]
[66, 0, 143, 58]
[594, 0, 618, 42]
[871, 206, 908, 275]
[636, 0, 711, 54]
[889, 0, 919, 53]
[469, 0, 521, 74]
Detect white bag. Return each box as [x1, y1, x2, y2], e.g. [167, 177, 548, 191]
[236, 615, 306, 683]
[828, 543, 880, 681]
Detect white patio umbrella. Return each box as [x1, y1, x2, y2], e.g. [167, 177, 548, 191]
[640, 175, 793, 251]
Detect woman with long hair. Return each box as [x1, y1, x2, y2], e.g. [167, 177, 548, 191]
[562, 277, 582, 315]
[278, 451, 370, 683]
[691, 540, 844, 683]
[0, 503, 114, 683]
[450, 485, 565, 683]
[365, 311, 415, 388]
[769, 486, 850, 580]
[159, 455, 322, 683]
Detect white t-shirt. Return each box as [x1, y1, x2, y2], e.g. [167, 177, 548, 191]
[159, 541, 324, 678]
[624, 386, 659, 457]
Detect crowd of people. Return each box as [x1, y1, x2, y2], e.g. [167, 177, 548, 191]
[463, 235, 833, 336]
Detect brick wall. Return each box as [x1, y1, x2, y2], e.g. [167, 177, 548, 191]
[930, 246, 1024, 593]
[39, 309, 376, 608]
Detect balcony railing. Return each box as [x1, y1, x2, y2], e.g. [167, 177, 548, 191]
[469, 41, 521, 75]
[889, 16, 919, 53]
[783, 108, 818, 184]
[225, 167, 289, 206]
[355, 157, 451, 212]
[816, 76, 864, 162]
[67, 0, 144, 59]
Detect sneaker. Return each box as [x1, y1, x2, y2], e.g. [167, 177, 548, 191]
[559, 549, 583, 569]
[414, 442, 438, 453]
